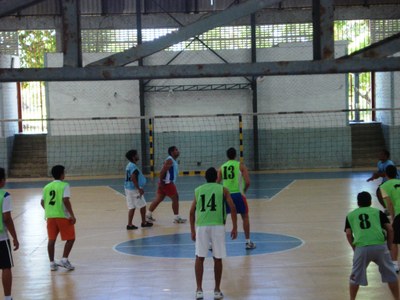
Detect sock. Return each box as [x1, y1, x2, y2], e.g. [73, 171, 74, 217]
[147, 211, 152, 217]
[174, 214, 180, 219]
[5, 296, 12, 300]
[62, 257, 68, 263]
[246, 239, 251, 243]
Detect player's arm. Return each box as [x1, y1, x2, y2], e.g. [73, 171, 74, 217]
[240, 163, 250, 193]
[344, 217, 355, 251]
[384, 221, 394, 251]
[345, 228, 355, 251]
[131, 170, 144, 195]
[3, 211, 19, 250]
[159, 159, 173, 183]
[223, 187, 237, 240]
[63, 197, 76, 224]
[383, 193, 395, 221]
[216, 168, 222, 184]
[189, 198, 197, 241]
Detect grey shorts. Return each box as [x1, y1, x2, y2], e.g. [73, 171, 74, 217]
[350, 244, 397, 286]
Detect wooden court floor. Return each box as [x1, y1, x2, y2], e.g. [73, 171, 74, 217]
[3, 170, 397, 300]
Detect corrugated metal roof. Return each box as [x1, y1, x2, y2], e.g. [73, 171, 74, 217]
[10, 0, 400, 16]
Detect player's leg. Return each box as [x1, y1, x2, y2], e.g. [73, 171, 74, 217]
[147, 184, 166, 221]
[0, 240, 13, 298]
[195, 256, 205, 292]
[126, 189, 138, 229]
[2, 268, 12, 297]
[213, 258, 224, 299]
[388, 281, 400, 300]
[58, 219, 76, 270]
[349, 283, 359, 300]
[46, 218, 59, 264]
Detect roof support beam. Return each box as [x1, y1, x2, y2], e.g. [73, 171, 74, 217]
[312, 0, 335, 60]
[343, 32, 400, 59]
[2, 57, 400, 82]
[87, 0, 282, 67]
[61, 0, 82, 67]
[0, 0, 46, 18]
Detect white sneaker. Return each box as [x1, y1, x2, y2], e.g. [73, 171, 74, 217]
[50, 262, 58, 271]
[196, 290, 204, 299]
[146, 215, 156, 222]
[58, 259, 75, 270]
[246, 241, 256, 250]
[214, 291, 224, 299]
[173, 216, 187, 224]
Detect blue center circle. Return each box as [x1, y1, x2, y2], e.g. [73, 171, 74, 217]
[114, 232, 303, 258]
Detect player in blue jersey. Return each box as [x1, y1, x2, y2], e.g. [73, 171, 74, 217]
[124, 149, 153, 230]
[367, 149, 399, 213]
[146, 146, 186, 224]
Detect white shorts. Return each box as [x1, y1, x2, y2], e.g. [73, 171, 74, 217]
[125, 189, 146, 210]
[195, 225, 226, 259]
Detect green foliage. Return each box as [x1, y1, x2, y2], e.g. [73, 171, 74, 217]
[18, 30, 56, 68]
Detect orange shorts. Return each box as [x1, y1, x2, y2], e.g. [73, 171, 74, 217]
[47, 218, 75, 241]
[157, 183, 178, 198]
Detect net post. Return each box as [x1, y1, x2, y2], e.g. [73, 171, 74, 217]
[149, 118, 155, 178]
[239, 114, 244, 163]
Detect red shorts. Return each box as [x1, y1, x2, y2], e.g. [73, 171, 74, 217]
[47, 218, 75, 241]
[157, 183, 178, 198]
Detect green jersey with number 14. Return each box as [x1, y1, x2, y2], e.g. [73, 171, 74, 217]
[195, 183, 226, 226]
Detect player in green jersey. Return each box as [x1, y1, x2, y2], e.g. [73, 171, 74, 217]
[345, 191, 399, 300]
[190, 167, 237, 300]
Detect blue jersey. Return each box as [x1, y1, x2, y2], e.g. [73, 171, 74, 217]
[124, 162, 146, 190]
[162, 155, 178, 184]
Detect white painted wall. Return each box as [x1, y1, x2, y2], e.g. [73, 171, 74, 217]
[46, 41, 348, 133]
[0, 55, 19, 137]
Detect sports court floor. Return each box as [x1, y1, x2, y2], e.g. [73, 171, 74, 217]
[3, 169, 396, 300]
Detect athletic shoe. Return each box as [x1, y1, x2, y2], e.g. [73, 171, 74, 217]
[50, 262, 58, 271]
[126, 225, 138, 230]
[246, 241, 256, 250]
[196, 290, 204, 299]
[173, 216, 187, 224]
[214, 291, 224, 299]
[146, 215, 156, 222]
[58, 259, 75, 270]
[141, 222, 153, 228]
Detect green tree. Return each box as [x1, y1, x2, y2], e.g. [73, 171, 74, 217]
[18, 30, 56, 68]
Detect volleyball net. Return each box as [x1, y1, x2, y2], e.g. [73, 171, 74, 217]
[1, 109, 400, 177]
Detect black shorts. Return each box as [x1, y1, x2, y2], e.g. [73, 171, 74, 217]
[0, 240, 13, 269]
[393, 215, 400, 244]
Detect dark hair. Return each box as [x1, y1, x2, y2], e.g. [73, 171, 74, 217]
[382, 149, 390, 158]
[357, 191, 372, 207]
[0, 168, 5, 181]
[226, 147, 237, 160]
[168, 146, 177, 156]
[386, 164, 398, 179]
[51, 165, 65, 180]
[205, 167, 217, 183]
[125, 149, 138, 162]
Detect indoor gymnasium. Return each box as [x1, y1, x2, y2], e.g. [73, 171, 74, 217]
[0, 0, 400, 299]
